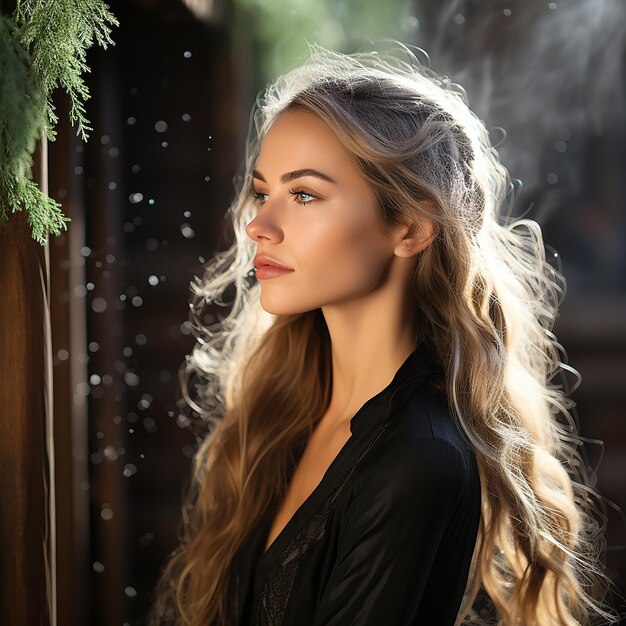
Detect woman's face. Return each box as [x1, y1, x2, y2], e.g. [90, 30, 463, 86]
[245, 108, 404, 315]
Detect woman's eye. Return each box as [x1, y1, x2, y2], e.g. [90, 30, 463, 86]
[288, 189, 317, 205]
[248, 187, 318, 206]
[248, 188, 268, 204]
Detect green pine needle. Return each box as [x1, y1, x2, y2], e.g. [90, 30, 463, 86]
[0, 0, 120, 245]
[14, 0, 120, 142]
[1, 172, 71, 245]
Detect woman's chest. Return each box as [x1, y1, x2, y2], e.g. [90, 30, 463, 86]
[245, 419, 395, 625]
[263, 415, 353, 553]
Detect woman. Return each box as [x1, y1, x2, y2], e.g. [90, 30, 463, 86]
[148, 42, 619, 625]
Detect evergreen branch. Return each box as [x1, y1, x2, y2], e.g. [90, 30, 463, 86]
[13, 0, 120, 142]
[0, 0, 119, 245]
[0, 171, 70, 245]
[0, 14, 46, 177]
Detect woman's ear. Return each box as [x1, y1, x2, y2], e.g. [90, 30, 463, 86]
[393, 207, 437, 258]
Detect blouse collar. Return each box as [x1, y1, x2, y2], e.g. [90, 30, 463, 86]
[348, 333, 444, 435]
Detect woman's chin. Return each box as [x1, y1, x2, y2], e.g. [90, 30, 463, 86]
[259, 293, 316, 316]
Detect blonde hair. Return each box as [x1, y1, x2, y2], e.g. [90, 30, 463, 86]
[147, 41, 621, 625]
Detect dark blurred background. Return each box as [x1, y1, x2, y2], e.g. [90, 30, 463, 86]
[44, 0, 626, 624]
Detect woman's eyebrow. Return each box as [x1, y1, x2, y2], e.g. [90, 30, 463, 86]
[252, 168, 337, 184]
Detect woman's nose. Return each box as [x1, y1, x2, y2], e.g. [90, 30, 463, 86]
[245, 204, 284, 242]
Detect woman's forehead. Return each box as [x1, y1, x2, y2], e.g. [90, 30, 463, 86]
[256, 110, 353, 176]
[263, 109, 335, 146]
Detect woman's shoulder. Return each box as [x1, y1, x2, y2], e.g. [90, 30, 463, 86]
[339, 430, 475, 531]
[384, 383, 473, 457]
[353, 385, 478, 498]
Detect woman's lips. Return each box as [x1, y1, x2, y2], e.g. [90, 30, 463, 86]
[255, 265, 294, 280]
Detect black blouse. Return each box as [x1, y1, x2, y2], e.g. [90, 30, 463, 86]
[233, 336, 482, 626]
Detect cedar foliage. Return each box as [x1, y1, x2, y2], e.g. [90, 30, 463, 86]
[0, 0, 119, 245]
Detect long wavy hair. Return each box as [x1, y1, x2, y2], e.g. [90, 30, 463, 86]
[147, 41, 621, 626]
